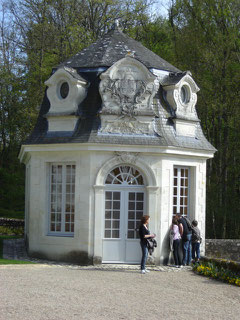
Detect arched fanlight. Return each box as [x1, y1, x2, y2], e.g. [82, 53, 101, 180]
[105, 166, 144, 185]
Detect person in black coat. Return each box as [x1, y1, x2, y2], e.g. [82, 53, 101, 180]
[138, 215, 156, 274]
[176, 212, 192, 266]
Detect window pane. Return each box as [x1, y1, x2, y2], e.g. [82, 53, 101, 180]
[137, 176, 144, 185]
[128, 202, 135, 210]
[128, 211, 135, 219]
[129, 193, 135, 201]
[128, 231, 134, 239]
[113, 192, 120, 200]
[113, 211, 120, 219]
[105, 220, 111, 228]
[112, 220, 120, 229]
[112, 230, 119, 238]
[128, 221, 135, 229]
[105, 201, 112, 209]
[105, 230, 111, 238]
[113, 201, 120, 209]
[136, 202, 143, 210]
[136, 193, 144, 201]
[105, 211, 111, 219]
[174, 178, 177, 186]
[105, 192, 112, 200]
[136, 211, 143, 219]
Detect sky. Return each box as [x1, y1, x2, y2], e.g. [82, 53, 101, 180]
[151, 0, 171, 17]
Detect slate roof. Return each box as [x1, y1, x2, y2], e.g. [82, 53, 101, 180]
[23, 28, 216, 153]
[59, 27, 180, 72]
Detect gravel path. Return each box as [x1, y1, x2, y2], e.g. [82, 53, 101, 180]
[0, 264, 239, 320]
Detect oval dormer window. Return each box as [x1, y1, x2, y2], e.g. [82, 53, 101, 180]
[180, 85, 190, 104]
[60, 82, 69, 99]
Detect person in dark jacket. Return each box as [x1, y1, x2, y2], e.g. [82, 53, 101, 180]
[191, 220, 202, 262]
[138, 215, 156, 274]
[176, 213, 192, 266]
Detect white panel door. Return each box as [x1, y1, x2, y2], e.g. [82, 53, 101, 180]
[102, 189, 145, 263]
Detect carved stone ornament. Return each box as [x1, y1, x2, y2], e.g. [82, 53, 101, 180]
[99, 115, 154, 135]
[114, 151, 139, 164]
[162, 72, 200, 121]
[99, 57, 159, 117]
[99, 56, 159, 134]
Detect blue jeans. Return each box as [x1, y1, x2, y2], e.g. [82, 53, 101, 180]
[192, 242, 200, 260]
[182, 233, 192, 265]
[140, 241, 148, 270]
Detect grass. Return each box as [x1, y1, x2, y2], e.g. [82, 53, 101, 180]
[0, 235, 34, 265]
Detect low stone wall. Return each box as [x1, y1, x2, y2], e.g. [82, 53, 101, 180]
[205, 239, 240, 262]
[0, 218, 24, 229]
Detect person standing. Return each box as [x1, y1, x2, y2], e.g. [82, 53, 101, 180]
[170, 217, 182, 267]
[138, 215, 156, 274]
[191, 220, 202, 263]
[176, 213, 192, 266]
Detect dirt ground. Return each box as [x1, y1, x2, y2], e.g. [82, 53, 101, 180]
[0, 264, 239, 320]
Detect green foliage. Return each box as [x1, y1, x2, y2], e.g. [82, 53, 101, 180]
[0, 209, 24, 220]
[192, 260, 240, 286]
[0, 226, 24, 236]
[169, 0, 240, 239]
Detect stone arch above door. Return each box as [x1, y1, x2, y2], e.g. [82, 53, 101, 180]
[95, 152, 157, 187]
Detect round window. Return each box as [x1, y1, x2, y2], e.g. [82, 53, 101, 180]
[60, 82, 69, 99]
[180, 85, 190, 104]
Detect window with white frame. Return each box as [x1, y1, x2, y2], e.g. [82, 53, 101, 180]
[173, 166, 190, 216]
[49, 163, 75, 235]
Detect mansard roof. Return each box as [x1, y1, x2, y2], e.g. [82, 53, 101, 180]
[59, 27, 180, 73]
[22, 28, 216, 153]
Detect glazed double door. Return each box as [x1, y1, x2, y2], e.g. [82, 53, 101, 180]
[102, 188, 145, 263]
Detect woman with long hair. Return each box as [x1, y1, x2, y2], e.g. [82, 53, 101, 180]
[138, 215, 156, 274]
[171, 216, 182, 268]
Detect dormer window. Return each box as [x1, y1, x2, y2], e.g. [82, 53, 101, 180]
[44, 67, 88, 132]
[162, 72, 200, 137]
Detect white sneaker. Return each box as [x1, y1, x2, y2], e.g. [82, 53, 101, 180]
[141, 270, 146, 274]
[145, 269, 150, 273]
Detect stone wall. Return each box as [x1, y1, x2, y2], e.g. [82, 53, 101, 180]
[0, 218, 24, 229]
[205, 239, 240, 262]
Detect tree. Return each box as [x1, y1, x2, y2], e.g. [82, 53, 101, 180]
[169, 0, 240, 238]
